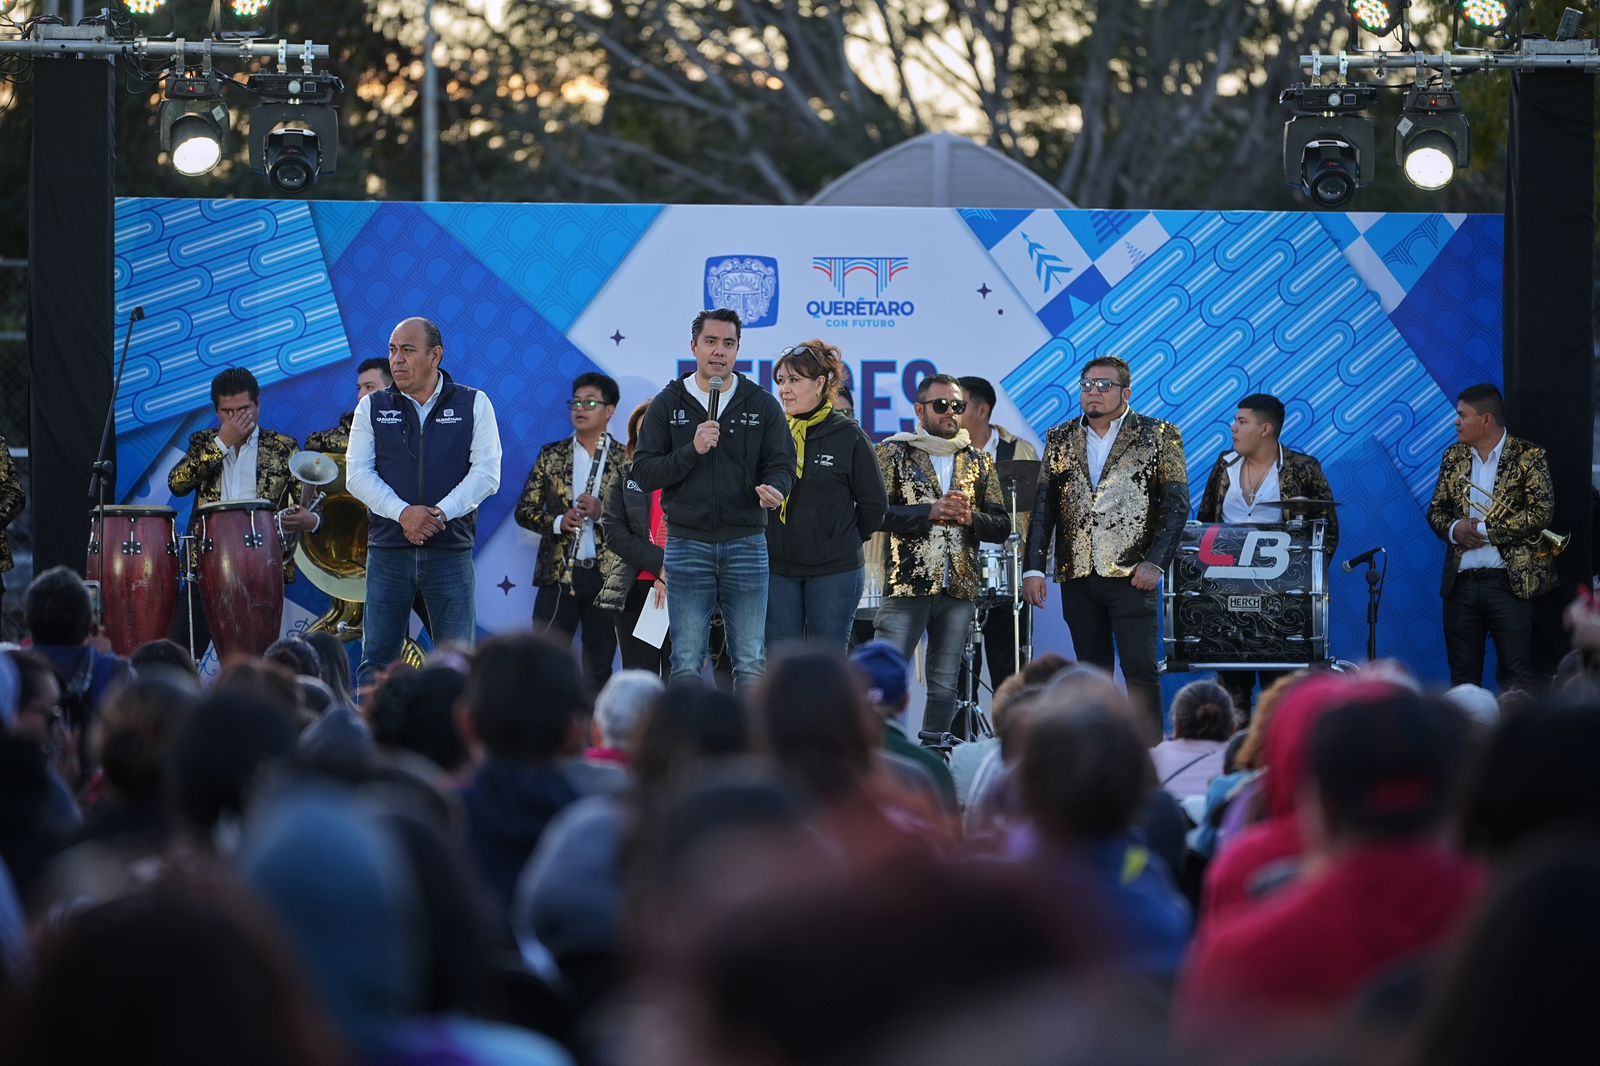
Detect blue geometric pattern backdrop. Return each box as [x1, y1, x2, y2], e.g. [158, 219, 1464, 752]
[112, 201, 1500, 684]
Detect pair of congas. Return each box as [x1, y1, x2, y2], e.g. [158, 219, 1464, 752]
[87, 500, 283, 659]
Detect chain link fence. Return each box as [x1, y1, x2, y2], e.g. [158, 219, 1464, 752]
[1, 258, 28, 640]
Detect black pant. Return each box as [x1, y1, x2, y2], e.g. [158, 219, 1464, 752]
[1060, 575, 1161, 733]
[615, 578, 670, 678]
[534, 566, 616, 691]
[1444, 568, 1534, 691]
[1217, 669, 1284, 724]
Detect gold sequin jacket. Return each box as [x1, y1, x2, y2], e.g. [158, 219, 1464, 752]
[304, 412, 354, 455]
[1425, 436, 1556, 600]
[1195, 447, 1340, 560]
[1024, 411, 1189, 581]
[167, 428, 302, 579]
[514, 433, 627, 588]
[876, 440, 1010, 600]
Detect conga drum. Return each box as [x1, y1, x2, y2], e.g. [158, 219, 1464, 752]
[197, 499, 284, 659]
[86, 505, 179, 655]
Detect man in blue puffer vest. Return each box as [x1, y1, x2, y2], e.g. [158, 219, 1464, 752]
[347, 317, 502, 685]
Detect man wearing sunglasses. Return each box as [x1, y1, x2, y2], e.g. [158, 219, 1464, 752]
[515, 373, 627, 690]
[876, 374, 1011, 737]
[1022, 356, 1187, 733]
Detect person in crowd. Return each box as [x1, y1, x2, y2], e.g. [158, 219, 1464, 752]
[875, 374, 1010, 737]
[1176, 691, 1481, 1060]
[587, 668, 662, 766]
[242, 784, 573, 1066]
[169, 686, 299, 851]
[0, 652, 78, 910]
[1403, 842, 1600, 1066]
[23, 566, 128, 778]
[167, 367, 318, 658]
[599, 402, 671, 675]
[765, 339, 886, 649]
[0, 875, 346, 1066]
[302, 630, 354, 704]
[957, 374, 1039, 692]
[1016, 700, 1192, 979]
[631, 308, 795, 692]
[346, 316, 503, 684]
[128, 638, 199, 682]
[1151, 680, 1236, 802]
[516, 679, 747, 1014]
[1023, 355, 1187, 732]
[516, 372, 626, 691]
[1426, 383, 1555, 691]
[1459, 697, 1600, 860]
[366, 664, 470, 786]
[457, 632, 589, 909]
[1195, 393, 1339, 717]
[947, 652, 1072, 808]
[850, 640, 956, 813]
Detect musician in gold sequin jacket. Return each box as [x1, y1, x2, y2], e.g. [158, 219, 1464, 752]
[304, 358, 394, 455]
[874, 374, 1010, 735]
[1022, 356, 1187, 729]
[513, 373, 627, 689]
[1424, 383, 1556, 691]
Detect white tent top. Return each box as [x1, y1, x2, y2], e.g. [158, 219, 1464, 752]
[808, 131, 1076, 209]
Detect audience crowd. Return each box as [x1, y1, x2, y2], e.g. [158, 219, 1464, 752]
[0, 562, 1597, 1065]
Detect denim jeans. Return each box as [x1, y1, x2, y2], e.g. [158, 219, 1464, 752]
[664, 533, 769, 692]
[360, 545, 476, 686]
[873, 593, 976, 735]
[766, 568, 866, 652]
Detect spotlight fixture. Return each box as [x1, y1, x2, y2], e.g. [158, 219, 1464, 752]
[123, 0, 167, 13]
[158, 73, 229, 176]
[1280, 84, 1378, 208]
[1396, 86, 1470, 189]
[1459, 0, 1525, 33]
[1348, 0, 1405, 36]
[247, 72, 341, 193]
[230, 0, 271, 14]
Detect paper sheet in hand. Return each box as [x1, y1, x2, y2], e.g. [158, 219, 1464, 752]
[632, 593, 670, 648]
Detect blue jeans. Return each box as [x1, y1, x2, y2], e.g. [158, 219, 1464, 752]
[360, 545, 476, 685]
[766, 568, 865, 651]
[665, 533, 768, 692]
[873, 594, 976, 735]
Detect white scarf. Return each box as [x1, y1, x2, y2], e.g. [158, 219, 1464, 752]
[884, 427, 972, 456]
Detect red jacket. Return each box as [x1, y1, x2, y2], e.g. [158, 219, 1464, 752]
[1177, 841, 1484, 1061]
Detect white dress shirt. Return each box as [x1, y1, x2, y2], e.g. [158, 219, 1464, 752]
[1220, 446, 1283, 525]
[1085, 407, 1130, 490]
[1455, 431, 1508, 571]
[930, 452, 955, 495]
[220, 428, 259, 501]
[689, 374, 737, 415]
[553, 435, 611, 560]
[346, 373, 503, 524]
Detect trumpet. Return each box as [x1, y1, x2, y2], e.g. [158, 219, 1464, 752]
[1466, 483, 1570, 558]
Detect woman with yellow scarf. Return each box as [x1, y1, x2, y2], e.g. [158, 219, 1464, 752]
[764, 340, 888, 650]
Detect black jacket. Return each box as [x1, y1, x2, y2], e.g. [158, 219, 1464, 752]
[631, 373, 798, 543]
[766, 411, 888, 577]
[597, 470, 663, 612]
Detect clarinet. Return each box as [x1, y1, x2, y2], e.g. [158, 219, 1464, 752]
[565, 435, 610, 578]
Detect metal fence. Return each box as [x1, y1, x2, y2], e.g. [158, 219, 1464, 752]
[1, 259, 27, 640]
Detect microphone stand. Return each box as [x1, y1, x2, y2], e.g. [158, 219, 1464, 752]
[86, 306, 144, 595]
[1355, 552, 1387, 660]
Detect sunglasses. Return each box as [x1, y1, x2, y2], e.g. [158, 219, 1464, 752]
[568, 398, 609, 410]
[1080, 378, 1124, 393]
[923, 398, 968, 414]
[778, 343, 819, 359]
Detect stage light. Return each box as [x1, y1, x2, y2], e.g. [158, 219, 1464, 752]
[1280, 85, 1378, 207]
[247, 72, 341, 193]
[123, 0, 167, 13]
[158, 74, 229, 177]
[1459, 0, 1524, 32]
[1396, 87, 1470, 190]
[1348, 0, 1404, 36]
[230, 0, 271, 14]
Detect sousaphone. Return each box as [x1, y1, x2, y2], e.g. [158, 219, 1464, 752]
[292, 450, 425, 667]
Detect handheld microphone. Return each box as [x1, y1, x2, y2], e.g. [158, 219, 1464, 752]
[1342, 546, 1385, 573]
[131, 305, 146, 321]
[707, 375, 724, 421]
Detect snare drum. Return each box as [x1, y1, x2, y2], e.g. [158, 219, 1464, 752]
[979, 546, 1016, 604]
[87, 505, 179, 655]
[197, 499, 285, 659]
[1162, 520, 1330, 671]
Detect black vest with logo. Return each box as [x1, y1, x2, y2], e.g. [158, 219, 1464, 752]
[367, 372, 479, 550]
